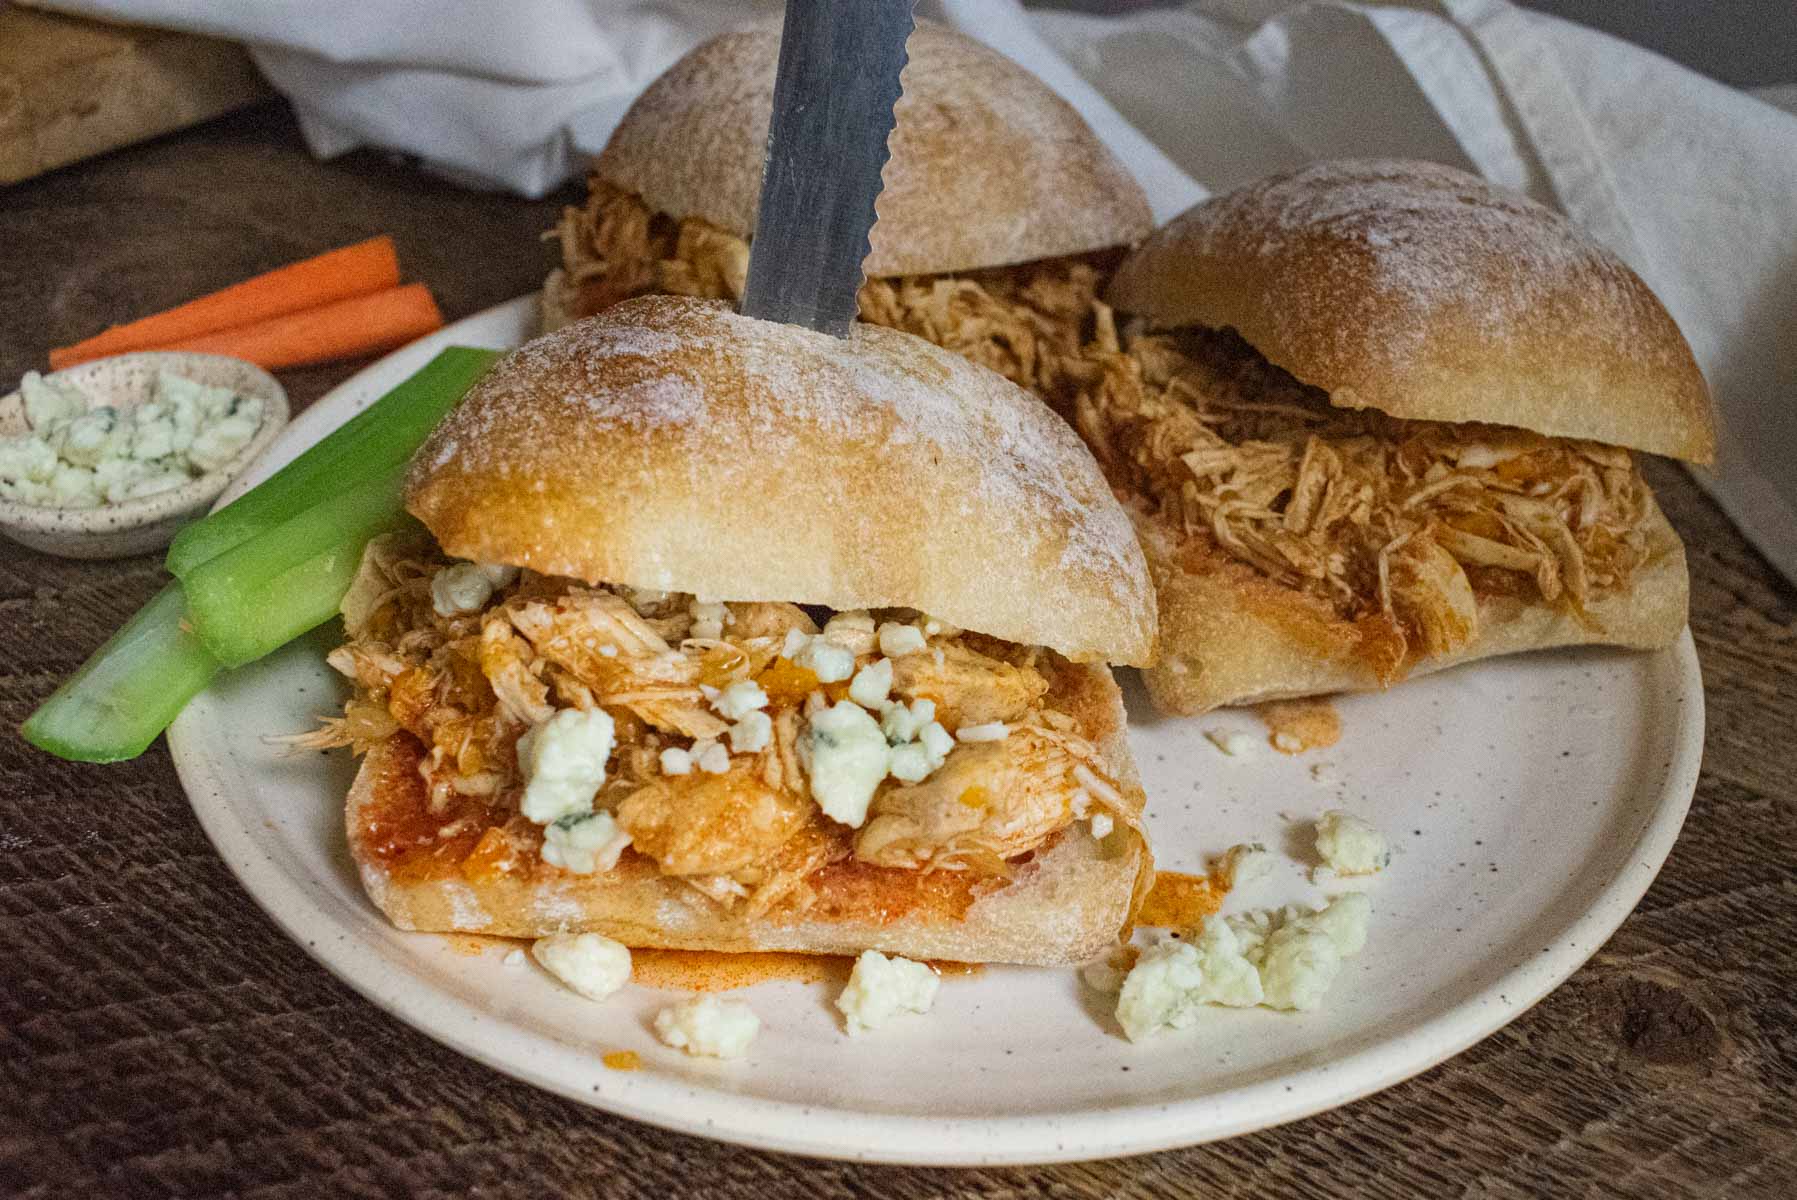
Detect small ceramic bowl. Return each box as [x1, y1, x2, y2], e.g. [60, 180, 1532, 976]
[0, 352, 289, 560]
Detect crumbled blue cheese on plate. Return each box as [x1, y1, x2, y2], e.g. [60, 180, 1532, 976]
[532, 932, 631, 1001]
[1314, 809, 1390, 876]
[1115, 892, 1373, 1038]
[654, 996, 760, 1059]
[837, 950, 940, 1036]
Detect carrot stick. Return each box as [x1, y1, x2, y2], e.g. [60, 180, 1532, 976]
[160, 284, 444, 371]
[49, 236, 401, 369]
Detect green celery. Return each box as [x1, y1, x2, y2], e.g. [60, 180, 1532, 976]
[165, 346, 501, 578]
[20, 582, 220, 763]
[181, 462, 416, 668]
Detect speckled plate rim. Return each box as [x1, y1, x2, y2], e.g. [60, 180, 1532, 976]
[167, 296, 1705, 1165]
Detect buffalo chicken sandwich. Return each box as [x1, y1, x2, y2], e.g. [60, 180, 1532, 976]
[1083, 160, 1715, 713]
[316, 296, 1158, 965]
[543, 24, 1152, 413]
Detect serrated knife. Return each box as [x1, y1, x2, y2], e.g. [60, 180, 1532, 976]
[739, 0, 917, 337]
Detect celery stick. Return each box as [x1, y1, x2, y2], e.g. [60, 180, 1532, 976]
[181, 462, 416, 667]
[20, 582, 220, 763]
[165, 346, 501, 578]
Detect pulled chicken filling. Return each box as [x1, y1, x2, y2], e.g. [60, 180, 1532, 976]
[549, 181, 1657, 675]
[549, 177, 1108, 410]
[306, 537, 1137, 916]
[1074, 321, 1654, 675]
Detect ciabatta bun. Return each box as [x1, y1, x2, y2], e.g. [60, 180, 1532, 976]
[408, 295, 1157, 667]
[1106, 159, 1716, 464]
[588, 25, 1153, 280]
[1136, 492, 1689, 714]
[349, 662, 1149, 965]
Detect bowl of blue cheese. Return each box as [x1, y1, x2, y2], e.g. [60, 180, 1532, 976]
[0, 352, 288, 559]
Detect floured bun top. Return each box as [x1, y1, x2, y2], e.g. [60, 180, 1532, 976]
[407, 296, 1157, 665]
[592, 24, 1153, 278]
[1107, 159, 1715, 463]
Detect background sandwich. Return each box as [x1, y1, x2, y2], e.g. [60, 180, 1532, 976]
[1085, 159, 1715, 714]
[542, 23, 1152, 412]
[318, 295, 1157, 965]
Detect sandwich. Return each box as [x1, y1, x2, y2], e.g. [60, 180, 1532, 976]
[1078, 159, 1715, 713]
[316, 295, 1157, 965]
[543, 23, 1152, 413]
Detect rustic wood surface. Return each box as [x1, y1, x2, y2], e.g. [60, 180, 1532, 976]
[2, 104, 1794, 1199]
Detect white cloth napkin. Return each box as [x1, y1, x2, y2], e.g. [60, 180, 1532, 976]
[26, 0, 1797, 582]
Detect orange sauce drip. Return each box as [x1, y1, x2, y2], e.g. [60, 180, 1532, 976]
[602, 1050, 641, 1072]
[460, 827, 512, 883]
[1136, 870, 1227, 931]
[444, 934, 518, 957]
[629, 949, 850, 992]
[755, 656, 820, 704]
[929, 960, 985, 978]
[356, 734, 499, 884]
[1256, 698, 1342, 754]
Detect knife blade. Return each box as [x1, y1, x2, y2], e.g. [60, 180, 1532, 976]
[740, 0, 917, 337]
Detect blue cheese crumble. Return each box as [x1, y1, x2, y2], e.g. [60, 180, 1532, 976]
[517, 709, 615, 825]
[542, 810, 631, 875]
[1113, 893, 1373, 1039]
[532, 932, 632, 1001]
[836, 950, 940, 1036]
[1314, 809, 1391, 876]
[798, 700, 890, 826]
[431, 561, 519, 617]
[1, 370, 264, 507]
[654, 996, 760, 1058]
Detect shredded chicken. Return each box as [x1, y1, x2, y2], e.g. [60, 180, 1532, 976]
[311, 537, 1130, 914]
[1074, 324, 1656, 676]
[615, 762, 811, 877]
[889, 639, 1049, 728]
[549, 177, 1109, 406]
[856, 723, 1107, 874]
[545, 180, 1659, 678]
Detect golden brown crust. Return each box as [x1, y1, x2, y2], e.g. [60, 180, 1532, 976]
[1136, 489, 1690, 714]
[348, 665, 1149, 965]
[592, 25, 1153, 279]
[407, 295, 1157, 666]
[1106, 159, 1716, 464]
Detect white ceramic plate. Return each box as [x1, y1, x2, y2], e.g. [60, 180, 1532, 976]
[167, 297, 1704, 1165]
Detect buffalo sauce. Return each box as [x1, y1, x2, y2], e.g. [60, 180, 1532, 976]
[1136, 870, 1227, 931]
[602, 1050, 641, 1071]
[1256, 697, 1342, 754]
[356, 734, 496, 883]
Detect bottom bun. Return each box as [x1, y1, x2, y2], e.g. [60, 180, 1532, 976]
[1139, 490, 1689, 715]
[348, 664, 1150, 966]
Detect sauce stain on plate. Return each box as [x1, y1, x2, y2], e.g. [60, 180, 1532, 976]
[1257, 698, 1342, 754]
[1136, 870, 1227, 930]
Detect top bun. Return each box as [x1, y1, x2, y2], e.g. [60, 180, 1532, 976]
[407, 296, 1157, 666]
[592, 24, 1153, 278]
[1106, 159, 1715, 463]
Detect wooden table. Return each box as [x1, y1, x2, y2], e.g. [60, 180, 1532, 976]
[3, 105, 1794, 1199]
